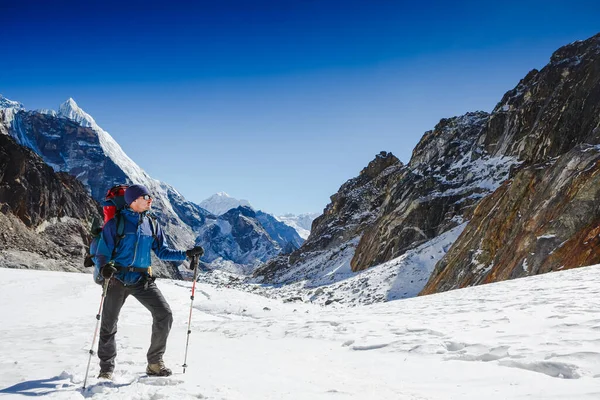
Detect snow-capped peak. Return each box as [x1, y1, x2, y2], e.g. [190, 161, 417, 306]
[199, 193, 253, 216]
[0, 94, 24, 110]
[275, 212, 320, 239]
[0, 95, 25, 128]
[58, 98, 95, 128]
[55, 98, 154, 188]
[38, 109, 58, 116]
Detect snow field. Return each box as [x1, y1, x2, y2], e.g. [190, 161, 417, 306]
[0, 266, 599, 399]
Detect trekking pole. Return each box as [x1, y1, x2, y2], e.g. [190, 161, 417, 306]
[182, 254, 200, 373]
[82, 279, 110, 389]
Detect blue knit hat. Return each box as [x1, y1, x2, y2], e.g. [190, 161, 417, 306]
[125, 184, 151, 205]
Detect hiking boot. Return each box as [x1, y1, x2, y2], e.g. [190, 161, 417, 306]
[97, 370, 113, 380]
[146, 360, 172, 376]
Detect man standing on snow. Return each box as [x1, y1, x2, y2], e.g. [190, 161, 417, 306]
[95, 184, 204, 379]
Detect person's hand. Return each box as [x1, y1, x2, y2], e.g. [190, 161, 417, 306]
[101, 263, 118, 279]
[186, 246, 204, 259]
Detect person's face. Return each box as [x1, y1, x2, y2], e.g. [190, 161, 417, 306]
[130, 194, 153, 213]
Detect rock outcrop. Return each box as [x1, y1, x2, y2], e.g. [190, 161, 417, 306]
[0, 133, 102, 272]
[254, 112, 516, 290]
[421, 33, 600, 294]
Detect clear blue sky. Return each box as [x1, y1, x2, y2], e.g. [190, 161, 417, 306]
[1, 1, 599, 215]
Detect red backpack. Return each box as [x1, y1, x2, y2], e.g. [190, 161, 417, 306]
[102, 184, 129, 223]
[85, 184, 130, 283]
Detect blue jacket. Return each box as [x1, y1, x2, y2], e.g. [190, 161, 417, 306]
[96, 208, 186, 285]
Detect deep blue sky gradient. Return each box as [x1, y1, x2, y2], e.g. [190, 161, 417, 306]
[1, 1, 599, 214]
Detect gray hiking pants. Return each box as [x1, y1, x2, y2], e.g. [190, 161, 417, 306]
[98, 277, 173, 372]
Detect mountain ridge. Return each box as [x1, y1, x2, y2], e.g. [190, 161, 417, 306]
[253, 32, 600, 304]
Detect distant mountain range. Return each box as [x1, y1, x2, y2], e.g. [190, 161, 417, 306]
[275, 213, 320, 240]
[199, 192, 253, 216]
[198, 192, 320, 240]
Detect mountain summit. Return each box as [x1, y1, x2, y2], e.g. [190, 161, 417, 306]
[0, 94, 24, 110]
[57, 98, 95, 128]
[199, 192, 253, 215]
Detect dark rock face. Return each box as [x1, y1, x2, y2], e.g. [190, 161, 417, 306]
[196, 206, 283, 270]
[10, 111, 128, 200]
[421, 33, 600, 294]
[482, 38, 600, 163]
[0, 133, 102, 272]
[254, 151, 406, 284]
[422, 146, 600, 294]
[352, 112, 513, 272]
[0, 133, 100, 227]
[297, 151, 402, 260]
[254, 113, 515, 286]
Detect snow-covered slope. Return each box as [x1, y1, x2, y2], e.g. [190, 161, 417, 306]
[1, 265, 599, 399]
[199, 192, 252, 215]
[276, 212, 320, 239]
[56, 98, 164, 192]
[0, 95, 25, 138]
[250, 223, 467, 306]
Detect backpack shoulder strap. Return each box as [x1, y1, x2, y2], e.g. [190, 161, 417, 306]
[147, 213, 158, 241]
[110, 212, 126, 262]
[115, 212, 126, 239]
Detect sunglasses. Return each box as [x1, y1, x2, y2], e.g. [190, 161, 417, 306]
[139, 194, 153, 201]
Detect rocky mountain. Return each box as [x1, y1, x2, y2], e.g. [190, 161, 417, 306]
[0, 97, 301, 275]
[255, 210, 304, 252]
[192, 206, 303, 275]
[421, 33, 600, 294]
[254, 32, 600, 304]
[199, 192, 253, 215]
[255, 118, 515, 288]
[0, 132, 101, 272]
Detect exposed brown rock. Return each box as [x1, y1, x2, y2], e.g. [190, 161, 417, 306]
[0, 132, 102, 272]
[421, 33, 600, 294]
[421, 146, 600, 294]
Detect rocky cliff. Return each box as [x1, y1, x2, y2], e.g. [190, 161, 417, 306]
[255, 32, 600, 303]
[0, 133, 101, 272]
[254, 113, 516, 291]
[421, 33, 600, 294]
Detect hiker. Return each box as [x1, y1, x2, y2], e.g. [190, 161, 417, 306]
[94, 184, 204, 379]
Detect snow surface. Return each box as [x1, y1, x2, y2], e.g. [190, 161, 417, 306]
[0, 95, 24, 111]
[247, 224, 465, 307]
[1, 266, 600, 399]
[56, 98, 149, 185]
[199, 192, 253, 216]
[0, 95, 25, 134]
[275, 213, 320, 240]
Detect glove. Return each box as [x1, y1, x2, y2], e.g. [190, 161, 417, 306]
[101, 263, 118, 279]
[186, 246, 204, 259]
